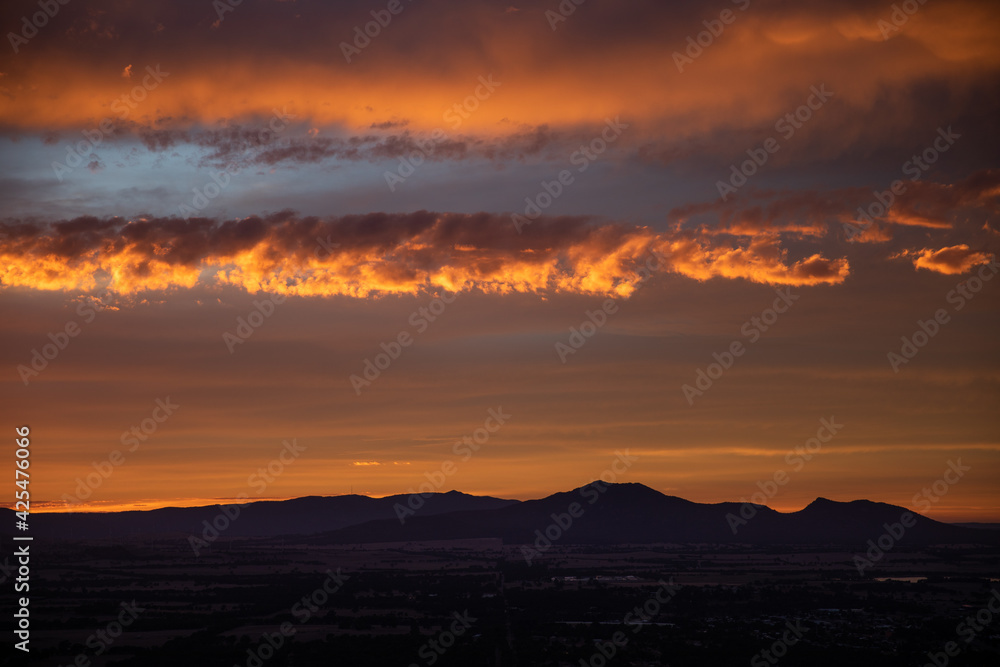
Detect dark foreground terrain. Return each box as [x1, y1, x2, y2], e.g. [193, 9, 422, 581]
[6, 537, 999, 666]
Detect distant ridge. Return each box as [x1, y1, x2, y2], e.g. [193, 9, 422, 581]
[953, 522, 1000, 530]
[4, 483, 996, 546]
[0, 491, 516, 539]
[310, 483, 994, 546]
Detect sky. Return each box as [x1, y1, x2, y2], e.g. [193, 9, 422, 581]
[1, 0, 998, 520]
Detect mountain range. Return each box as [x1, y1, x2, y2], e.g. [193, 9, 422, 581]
[5, 483, 997, 546]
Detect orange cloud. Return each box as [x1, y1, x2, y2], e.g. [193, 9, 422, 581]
[1, 0, 997, 163]
[897, 245, 994, 275]
[883, 209, 952, 229]
[0, 213, 849, 299]
[668, 170, 1000, 249]
[662, 234, 849, 286]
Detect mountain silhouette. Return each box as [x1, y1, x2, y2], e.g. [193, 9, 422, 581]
[5, 483, 995, 546]
[2, 490, 515, 539]
[311, 482, 991, 546]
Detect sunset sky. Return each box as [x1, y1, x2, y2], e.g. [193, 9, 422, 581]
[2, 0, 998, 520]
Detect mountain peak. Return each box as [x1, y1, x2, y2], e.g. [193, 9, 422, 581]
[8, 487, 997, 546]
[804, 497, 883, 510]
[574, 481, 659, 493]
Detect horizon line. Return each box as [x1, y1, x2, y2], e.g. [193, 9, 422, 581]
[8, 483, 999, 522]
